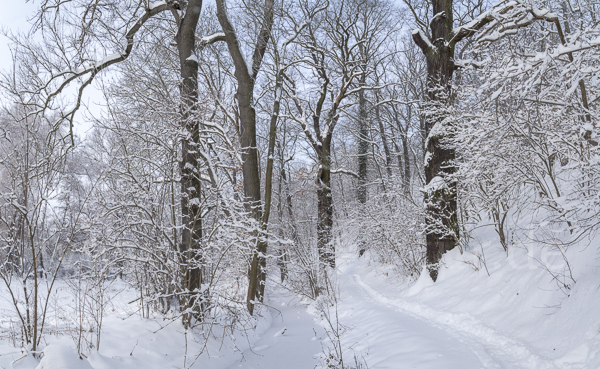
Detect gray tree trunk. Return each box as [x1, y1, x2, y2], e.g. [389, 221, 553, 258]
[176, 0, 204, 328]
[357, 75, 369, 206]
[413, 0, 460, 281]
[216, 0, 274, 315]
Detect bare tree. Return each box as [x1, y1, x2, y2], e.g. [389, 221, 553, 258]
[286, 0, 382, 271]
[213, 0, 276, 315]
[12, 0, 211, 327]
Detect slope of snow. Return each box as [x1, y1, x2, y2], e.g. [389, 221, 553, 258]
[35, 346, 94, 369]
[1, 227, 599, 368]
[329, 227, 600, 369]
[0, 281, 324, 369]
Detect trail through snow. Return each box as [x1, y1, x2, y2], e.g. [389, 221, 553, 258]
[230, 270, 555, 369]
[1, 257, 580, 369]
[225, 285, 324, 369]
[341, 272, 555, 368]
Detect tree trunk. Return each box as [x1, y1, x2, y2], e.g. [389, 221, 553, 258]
[238, 85, 265, 315]
[317, 147, 335, 269]
[357, 76, 369, 205]
[276, 154, 296, 282]
[357, 75, 369, 256]
[394, 140, 405, 183]
[413, 0, 459, 281]
[176, 0, 204, 327]
[215, 0, 274, 315]
[393, 107, 411, 194]
[401, 130, 411, 193]
[375, 92, 392, 180]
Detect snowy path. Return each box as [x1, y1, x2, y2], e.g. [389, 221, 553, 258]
[343, 273, 556, 369]
[0, 269, 566, 369]
[225, 286, 324, 369]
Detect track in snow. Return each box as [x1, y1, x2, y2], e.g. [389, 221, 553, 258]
[225, 285, 324, 369]
[348, 274, 556, 369]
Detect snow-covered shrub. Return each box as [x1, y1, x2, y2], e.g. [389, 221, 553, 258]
[346, 183, 425, 278]
[451, 8, 600, 277]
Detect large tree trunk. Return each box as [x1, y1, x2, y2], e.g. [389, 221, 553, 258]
[237, 78, 265, 315]
[316, 147, 335, 269]
[215, 0, 274, 315]
[357, 75, 369, 256]
[357, 77, 369, 206]
[176, 0, 204, 328]
[413, 0, 459, 281]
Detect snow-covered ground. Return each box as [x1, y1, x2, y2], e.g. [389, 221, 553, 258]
[1, 233, 599, 369]
[0, 280, 324, 369]
[330, 236, 600, 369]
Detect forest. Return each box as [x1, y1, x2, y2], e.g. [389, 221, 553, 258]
[0, 0, 599, 367]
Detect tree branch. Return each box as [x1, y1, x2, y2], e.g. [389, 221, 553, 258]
[412, 29, 433, 54]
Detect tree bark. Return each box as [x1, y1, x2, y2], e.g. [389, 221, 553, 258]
[215, 0, 274, 315]
[375, 91, 393, 180]
[317, 146, 335, 269]
[176, 0, 204, 327]
[357, 74, 369, 206]
[393, 107, 412, 194]
[413, 0, 459, 281]
[357, 74, 369, 256]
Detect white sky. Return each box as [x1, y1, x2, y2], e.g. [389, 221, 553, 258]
[0, 0, 38, 72]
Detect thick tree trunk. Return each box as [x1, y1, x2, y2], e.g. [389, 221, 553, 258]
[357, 76, 369, 256]
[237, 84, 265, 315]
[216, 0, 274, 315]
[317, 147, 335, 269]
[176, 0, 204, 327]
[413, 0, 459, 281]
[357, 79, 369, 205]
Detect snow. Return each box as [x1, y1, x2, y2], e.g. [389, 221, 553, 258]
[200, 33, 225, 44]
[186, 54, 198, 63]
[0, 281, 324, 369]
[490, 86, 503, 100]
[424, 151, 432, 166]
[226, 287, 324, 368]
[331, 272, 485, 368]
[149, 1, 166, 10]
[424, 175, 446, 193]
[2, 219, 600, 369]
[412, 29, 434, 51]
[35, 346, 94, 369]
[95, 54, 122, 69]
[431, 11, 446, 23]
[321, 230, 600, 368]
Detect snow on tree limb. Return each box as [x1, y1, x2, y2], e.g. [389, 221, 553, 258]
[198, 32, 226, 46]
[412, 29, 433, 53]
[465, 0, 561, 47]
[330, 168, 359, 178]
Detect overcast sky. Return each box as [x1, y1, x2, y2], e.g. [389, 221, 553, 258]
[0, 1, 38, 72]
